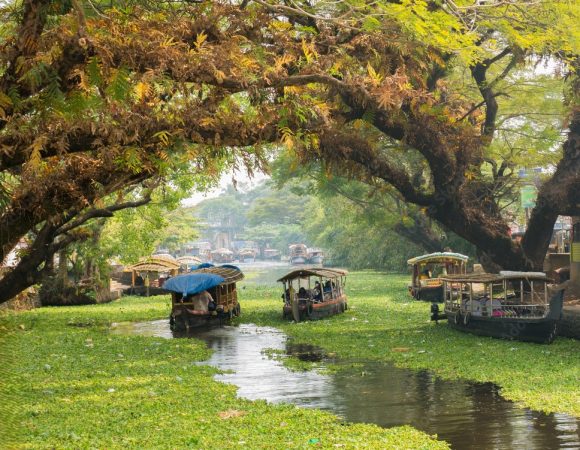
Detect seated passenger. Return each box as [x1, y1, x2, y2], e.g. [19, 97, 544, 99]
[313, 281, 322, 302]
[323, 280, 332, 292]
[419, 269, 431, 280]
[191, 290, 214, 311]
[298, 287, 308, 299]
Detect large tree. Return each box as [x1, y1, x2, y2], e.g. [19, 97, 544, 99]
[0, 0, 578, 303]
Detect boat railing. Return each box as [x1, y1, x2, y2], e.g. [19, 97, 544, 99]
[445, 293, 551, 319]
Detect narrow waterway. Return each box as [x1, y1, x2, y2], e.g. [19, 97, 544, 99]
[110, 321, 580, 450]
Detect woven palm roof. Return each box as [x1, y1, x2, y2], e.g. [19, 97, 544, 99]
[441, 271, 548, 283]
[407, 252, 469, 265]
[177, 256, 203, 265]
[277, 268, 348, 282]
[192, 265, 244, 283]
[126, 256, 180, 272]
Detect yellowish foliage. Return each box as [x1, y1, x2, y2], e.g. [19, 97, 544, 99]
[194, 32, 208, 51]
[301, 39, 318, 63]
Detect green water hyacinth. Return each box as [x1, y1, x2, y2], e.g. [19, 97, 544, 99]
[0, 292, 446, 449]
[239, 271, 580, 418]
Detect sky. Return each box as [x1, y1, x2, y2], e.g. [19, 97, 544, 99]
[181, 169, 270, 207]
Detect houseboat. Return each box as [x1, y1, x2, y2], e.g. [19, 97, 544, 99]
[307, 248, 324, 265]
[238, 248, 257, 263]
[431, 271, 564, 344]
[407, 252, 469, 301]
[210, 248, 235, 264]
[164, 264, 244, 331]
[289, 243, 308, 265]
[279, 268, 348, 322]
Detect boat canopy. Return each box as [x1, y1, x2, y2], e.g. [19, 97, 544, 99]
[212, 248, 234, 255]
[125, 256, 181, 272]
[192, 265, 245, 283]
[177, 255, 202, 266]
[163, 273, 225, 296]
[440, 271, 548, 283]
[407, 252, 469, 265]
[277, 268, 348, 282]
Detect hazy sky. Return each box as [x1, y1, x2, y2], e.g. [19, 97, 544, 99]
[181, 169, 270, 207]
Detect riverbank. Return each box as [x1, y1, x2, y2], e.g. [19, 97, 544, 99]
[0, 294, 446, 449]
[239, 271, 580, 418]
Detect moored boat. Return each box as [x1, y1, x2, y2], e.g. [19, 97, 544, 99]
[278, 268, 348, 322]
[407, 252, 469, 302]
[289, 243, 308, 265]
[238, 248, 257, 263]
[164, 264, 244, 331]
[307, 248, 324, 265]
[211, 248, 235, 264]
[432, 271, 564, 344]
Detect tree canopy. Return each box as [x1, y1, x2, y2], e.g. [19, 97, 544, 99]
[0, 0, 579, 303]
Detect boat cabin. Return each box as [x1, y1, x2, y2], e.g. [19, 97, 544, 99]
[435, 271, 564, 343]
[289, 244, 308, 265]
[407, 252, 468, 301]
[211, 248, 235, 264]
[307, 248, 324, 265]
[278, 268, 348, 322]
[238, 248, 257, 263]
[164, 264, 244, 331]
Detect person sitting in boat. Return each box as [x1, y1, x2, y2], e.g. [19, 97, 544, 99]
[190, 290, 214, 312]
[313, 281, 323, 302]
[323, 280, 332, 292]
[419, 269, 431, 280]
[298, 287, 309, 299]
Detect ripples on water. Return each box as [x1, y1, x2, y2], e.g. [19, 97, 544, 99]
[110, 321, 580, 450]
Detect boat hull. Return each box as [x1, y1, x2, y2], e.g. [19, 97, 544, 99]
[445, 312, 558, 344]
[170, 306, 240, 331]
[290, 256, 307, 265]
[283, 295, 347, 321]
[410, 284, 444, 302]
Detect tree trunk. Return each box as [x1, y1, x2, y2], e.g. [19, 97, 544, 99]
[570, 216, 580, 295]
[58, 249, 69, 286]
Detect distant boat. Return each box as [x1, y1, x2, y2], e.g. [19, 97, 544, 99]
[307, 248, 324, 265]
[238, 248, 257, 263]
[289, 244, 308, 265]
[211, 248, 234, 264]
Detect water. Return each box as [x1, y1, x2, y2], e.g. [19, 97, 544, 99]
[110, 321, 580, 449]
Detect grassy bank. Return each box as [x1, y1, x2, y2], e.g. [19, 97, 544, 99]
[239, 271, 580, 417]
[0, 294, 446, 449]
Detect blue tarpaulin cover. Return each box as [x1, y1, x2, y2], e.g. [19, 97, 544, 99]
[163, 273, 225, 296]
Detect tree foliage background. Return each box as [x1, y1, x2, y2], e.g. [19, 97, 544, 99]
[0, 0, 578, 303]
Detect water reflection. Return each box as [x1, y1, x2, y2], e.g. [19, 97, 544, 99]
[110, 321, 579, 450]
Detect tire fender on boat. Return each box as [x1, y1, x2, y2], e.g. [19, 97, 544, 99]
[453, 312, 461, 325]
[463, 312, 471, 326]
